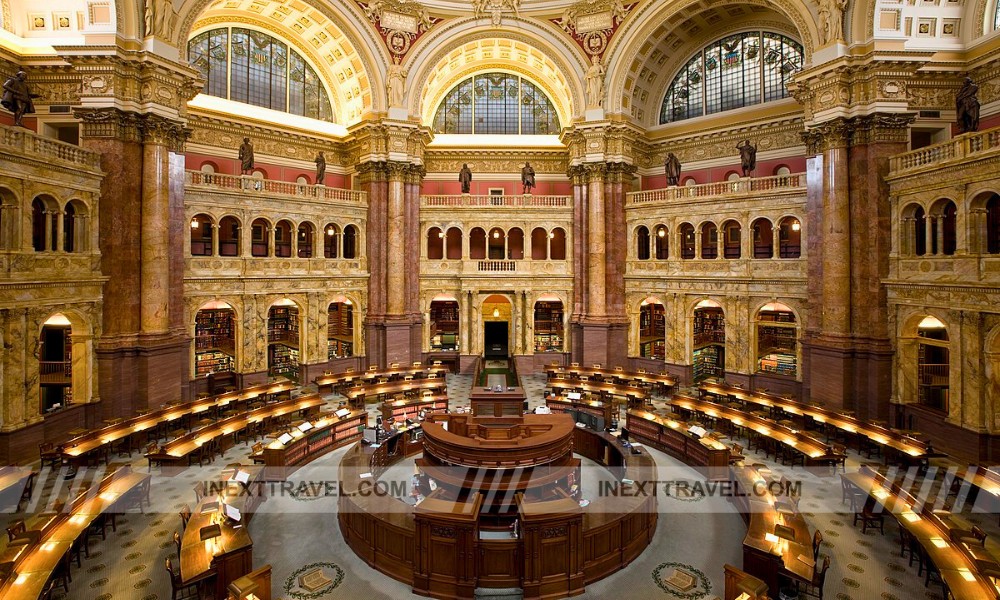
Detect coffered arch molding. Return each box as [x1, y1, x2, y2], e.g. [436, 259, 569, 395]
[175, 0, 388, 115]
[404, 20, 589, 126]
[604, 0, 819, 118]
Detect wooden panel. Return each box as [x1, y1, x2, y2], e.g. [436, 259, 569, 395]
[477, 539, 521, 588]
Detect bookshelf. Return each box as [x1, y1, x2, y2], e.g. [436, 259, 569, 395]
[268, 344, 300, 380]
[756, 307, 797, 377]
[692, 307, 725, 381]
[195, 350, 235, 377]
[430, 301, 459, 351]
[534, 301, 564, 352]
[328, 303, 354, 360]
[268, 306, 299, 345]
[639, 303, 665, 360]
[195, 309, 235, 377]
[693, 346, 723, 381]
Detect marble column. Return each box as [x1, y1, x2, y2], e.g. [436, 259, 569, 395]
[586, 164, 607, 318]
[358, 162, 388, 365]
[386, 162, 407, 316]
[819, 119, 852, 338]
[569, 166, 587, 359]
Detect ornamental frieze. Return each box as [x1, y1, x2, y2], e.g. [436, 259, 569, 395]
[641, 120, 805, 168]
[356, 0, 439, 62]
[551, 0, 636, 61]
[424, 151, 568, 174]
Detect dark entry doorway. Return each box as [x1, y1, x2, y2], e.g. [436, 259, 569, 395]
[484, 322, 508, 358]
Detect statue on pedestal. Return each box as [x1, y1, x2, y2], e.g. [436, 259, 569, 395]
[521, 162, 536, 194]
[736, 139, 757, 177]
[586, 55, 605, 109]
[956, 77, 980, 134]
[664, 152, 682, 186]
[238, 137, 254, 174]
[315, 152, 326, 184]
[387, 60, 406, 108]
[459, 163, 472, 194]
[1, 71, 39, 127]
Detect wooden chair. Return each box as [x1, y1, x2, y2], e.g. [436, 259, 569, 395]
[798, 555, 830, 599]
[39, 443, 62, 470]
[17, 472, 36, 512]
[5, 519, 25, 542]
[812, 530, 823, 562]
[852, 499, 885, 535]
[250, 442, 266, 465]
[179, 504, 192, 531]
[729, 444, 744, 464]
[174, 531, 182, 560]
[828, 444, 847, 473]
[165, 557, 202, 600]
[840, 475, 866, 513]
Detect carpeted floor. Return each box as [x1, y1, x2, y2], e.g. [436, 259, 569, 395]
[15, 374, 971, 600]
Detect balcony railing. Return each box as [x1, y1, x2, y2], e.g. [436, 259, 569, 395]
[627, 173, 805, 205]
[890, 127, 1000, 174]
[0, 126, 101, 170]
[39, 361, 71, 384]
[422, 195, 570, 207]
[478, 260, 516, 272]
[186, 170, 367, 203]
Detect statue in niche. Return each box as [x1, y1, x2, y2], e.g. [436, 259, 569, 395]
[387, 59, 406, 108]
[315, 152, 326, 184]
[818, 0, 848, 44]
[585, 55, 605, 109]
[664, 152, 682, 186]
[521, 162, 536, 194]
[956, 77, 980, 134]
[736, 139, 757, 177]
[1, 70, 39, 127]
[459, 163, 473, 194]
[238, 137, 255, 174]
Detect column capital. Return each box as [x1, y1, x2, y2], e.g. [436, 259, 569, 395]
[141, 114, 191, 152]
[405, 164, 426, 184]
[605, 162, 637, 184]
[386, 161, 410, 181]
[804, 117, 853, 152]
[73, 107, 144, 142]
[849, 112, 916, 145]
[355, 161, 388, 184]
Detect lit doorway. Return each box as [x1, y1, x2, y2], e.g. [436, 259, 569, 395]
[483, 295, 511, 358]
[693, 300, 725, 381]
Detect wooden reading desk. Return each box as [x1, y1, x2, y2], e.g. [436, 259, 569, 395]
[344, 377, 447, 408]
[546, 376, 649, 406]
[546, 363, 676, 394]
[316, 363, 448, 393]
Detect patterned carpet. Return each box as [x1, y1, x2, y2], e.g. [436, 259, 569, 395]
[13, 374, 972, 600]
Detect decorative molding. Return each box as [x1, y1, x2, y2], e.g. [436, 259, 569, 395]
[73, 107, 144, 143]
[356, 0, 439, 62]
[551, 0, 636, 61]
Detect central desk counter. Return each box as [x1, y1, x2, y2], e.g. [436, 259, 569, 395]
[338, 422, 658, 600]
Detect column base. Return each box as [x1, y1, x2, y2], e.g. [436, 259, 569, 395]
[365, 317, 422, 368]
[98, 333, 189, 419]
[570, 320, 628, 366]
[802, 335, 892, 419]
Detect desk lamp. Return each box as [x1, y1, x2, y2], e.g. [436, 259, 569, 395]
[200, 523, 222, 555]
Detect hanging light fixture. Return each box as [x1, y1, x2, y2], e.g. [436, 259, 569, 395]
[791, 220, 801, 232]
[191, 217, 199, 229]
[493, 308, 500, 318]
[326, 226, 335, 236]
[657, 227, 666, 238]
[493, 230, 500, 239]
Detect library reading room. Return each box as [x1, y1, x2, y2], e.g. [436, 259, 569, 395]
[2, 0, 1000, 599]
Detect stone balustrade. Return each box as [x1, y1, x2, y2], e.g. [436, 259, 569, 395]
[185, 170, 367, 203]
[0, 126, 102, 170]
[422, 194, 571, 207]
[626, 173, 805, 205]
[889, 126, 1000, 175]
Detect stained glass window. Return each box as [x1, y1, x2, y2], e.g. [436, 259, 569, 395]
[189, 27, 333, 122]
[433, 73, 559, 135]
[660, 32, 802, 124]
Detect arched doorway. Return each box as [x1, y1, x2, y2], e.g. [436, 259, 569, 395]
[483, 294, 511, 358]
[533, 294, 564, 353]
[267, 299, 301, 381]
[916, 316, 949, 412]
[755, 302, 798, 378]
[693, 299, 725, 381]
[39, 313, 73, 413]
[429, 295, 460, 352]
[328, 298, 354, 359]
[194, 300, 236, 377]
[639, 298, 665, 360]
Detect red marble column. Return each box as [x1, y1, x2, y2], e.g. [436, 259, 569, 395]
[604, 163, 631, 363]
[359, 162, 388, 366]
[569, 166, 587, 359]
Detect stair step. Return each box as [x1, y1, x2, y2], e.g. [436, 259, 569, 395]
[474, 588, 523, 600]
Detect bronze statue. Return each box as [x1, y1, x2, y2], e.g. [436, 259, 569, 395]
[1, 70, 39, 128]
[459, 163, 472, 194]
[664, 152, 681, 186]
[521, 162, 536, 194]
[956, 77, 980, 134]
[238, 137, 254, 174]
[736, 139, 757, 177]
[315, 151, 326, 184]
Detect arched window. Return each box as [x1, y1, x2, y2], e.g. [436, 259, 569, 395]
[508, 228, 524, 259]
[660, 31, 803, 123]
[427, 227, 444, 259]
[446, 227, 463, 259]
[432, 73, 560, 134]
[488, 227, 506, 259]
[297, 222, 314, 258]
[190, 213, 214, 256]
[470, 228, 486, 259]
[531, 228, 548, 260]
[929, 201, 957, 256]
[636, 226, 650, 260]
[188, 27, 334, 122]
[550, 228, 566, 260]
[31, 198, 46, 252]
[639, 300, 665, 359]
[328, 301, 354, 359]
[778, 217, 801, 258]
[251, 218, 270, 257]
[654, 225, 668, 259]
[324, 223, 340, 258]
[723, 220, 741, 259]
[987, 195, 1000, 254]
[343, 225, 358, 259]
[679, 223, 695, 259]
[63, 202, 77, 252]
[917, 316, 949, 412]
[752, 218, 774, 259]
[701, 222, 718, 259]
[913, 206, 927, 256]
[274, 220, 293, 257]
[219, 216, 240, 256]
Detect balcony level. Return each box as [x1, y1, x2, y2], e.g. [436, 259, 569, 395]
[185, 170, 367, 205]
[889, 126, 1000, 176]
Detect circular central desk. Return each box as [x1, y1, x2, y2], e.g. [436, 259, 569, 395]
[338, 413, 657, 600]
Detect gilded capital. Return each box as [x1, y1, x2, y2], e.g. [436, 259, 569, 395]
[73, 108, 144, 143]
[142, 114, 191, 153]
[850, 113, 916, 146]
